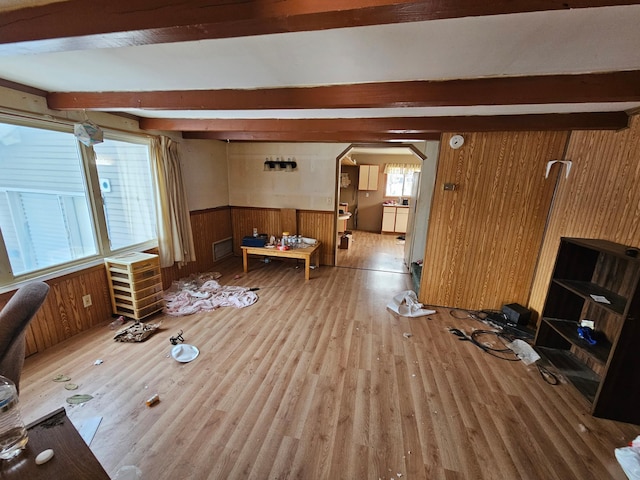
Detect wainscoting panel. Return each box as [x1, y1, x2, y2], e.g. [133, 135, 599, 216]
[4, 265, 113, 357]
[419, 130, 569, 310]
[297, 209, 336, 266]
[2, 206, 234, 357]
[529, 115, 640, 322]
[231, 207, 336, 266]
[160, 207, 233, 288]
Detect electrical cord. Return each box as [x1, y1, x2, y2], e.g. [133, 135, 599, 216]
[448, 308, 560, 385]
[448, 327, 520, 361]
[536, 364, 559, 385]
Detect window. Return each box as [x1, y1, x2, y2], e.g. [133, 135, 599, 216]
[384, 163, 421, 197]
[0, 119, 156, 286]
[94, 138, 156, 250]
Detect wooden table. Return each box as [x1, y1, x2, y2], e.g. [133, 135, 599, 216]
[241, 242, 321, 280]
[0, 407, 109, 480]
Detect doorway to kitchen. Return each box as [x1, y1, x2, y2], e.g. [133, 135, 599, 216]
[335, 143, 438, 278]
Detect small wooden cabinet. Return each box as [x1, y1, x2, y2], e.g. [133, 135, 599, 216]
[105, 252, 164, 320]
[382, 205, 409, 234]
[534, 238, 640, 424]
[358, 165, 379, 190]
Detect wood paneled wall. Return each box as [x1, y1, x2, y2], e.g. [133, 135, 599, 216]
[529, 114, 640, 322]
[231, 206, 336, 265]
[297, 209, 336, 266]
[419, 130, 569, 310]
[0, 265, 113, 357]
[1, 207, 234, 357]
[160, 207, 233, 288]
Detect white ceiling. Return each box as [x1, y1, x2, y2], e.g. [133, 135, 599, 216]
[0, 3, 638, 138]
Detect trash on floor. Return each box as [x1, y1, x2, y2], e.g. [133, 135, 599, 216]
[113, 465, 142, 480]
[171, 344, 200, 363]
[616, 435, 640, 480]
[169, 330, 184, 345]
[145, 393, 160, 407]
[52, 374, 71, 382]
[64, 383, 78, 390]
[387, 290, 436, 317]
[113, 321, 162, 342]
[72, 416, 103, 446]
[94, 359, 104, 365]
[66, 394, 94, 405]
[506, 339, 540, 365]
[163, 272, 258, 316]
[108, 315, 126, 329]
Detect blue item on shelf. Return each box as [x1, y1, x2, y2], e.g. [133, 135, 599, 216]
[577, 326, 597, 345]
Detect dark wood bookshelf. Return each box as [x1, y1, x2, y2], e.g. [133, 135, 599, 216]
[534, 238, 640, 424]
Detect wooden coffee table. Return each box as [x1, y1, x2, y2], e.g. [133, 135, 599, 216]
[241, 242, 321, 280]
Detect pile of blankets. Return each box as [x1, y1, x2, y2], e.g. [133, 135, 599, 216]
[163, 272, 258, 316]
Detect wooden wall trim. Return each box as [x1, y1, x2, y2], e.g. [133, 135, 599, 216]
[188, 205, 232, 215]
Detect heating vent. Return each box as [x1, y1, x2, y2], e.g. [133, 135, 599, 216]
[212, 237, 233, 262]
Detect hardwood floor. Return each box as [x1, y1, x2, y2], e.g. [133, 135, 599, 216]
[19, 252, 636, 479]
[337, 230, 407, 273]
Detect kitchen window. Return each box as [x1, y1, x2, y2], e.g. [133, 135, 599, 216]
[0, 118, 156, 287]
[384, 163, 421, 197]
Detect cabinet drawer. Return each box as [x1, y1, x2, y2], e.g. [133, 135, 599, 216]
[110, 274, 162, 294]
[114, 301, 164, 320]
[115, 290, 164, 309]
[109, 266, 161, 283]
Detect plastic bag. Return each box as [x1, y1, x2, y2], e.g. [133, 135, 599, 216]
[387, 290, 435, 318]
[616, 435, 640, 479]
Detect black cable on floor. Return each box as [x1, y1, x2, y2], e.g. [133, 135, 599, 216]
[448, 327, 520, 361]
[448, 307, 559, 384]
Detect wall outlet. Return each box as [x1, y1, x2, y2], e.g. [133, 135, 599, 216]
[82, 294, 92, 308]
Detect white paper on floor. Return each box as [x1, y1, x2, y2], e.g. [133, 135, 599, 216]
[387, 290, 435, 317]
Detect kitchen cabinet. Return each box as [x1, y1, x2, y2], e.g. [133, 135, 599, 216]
[382, 205, 409, 234]
[534, 238, 640, 424]
[358, 165, 379, 191]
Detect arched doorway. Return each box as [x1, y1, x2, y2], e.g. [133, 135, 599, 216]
[335, 143, 438, 280]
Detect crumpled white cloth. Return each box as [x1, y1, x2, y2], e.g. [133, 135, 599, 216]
[163, 278, 258, 316]
[387, 290, 435, 317]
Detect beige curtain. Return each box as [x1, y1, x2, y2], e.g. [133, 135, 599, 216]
[383, 163, 421, 174]
[150, 136, 196, 268]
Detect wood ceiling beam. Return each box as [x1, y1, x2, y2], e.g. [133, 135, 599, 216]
[1, 1, 639, 55]
[140, 112, 629, 134]
[47, 71, 640, 111]
[182, 131, 442, 142]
